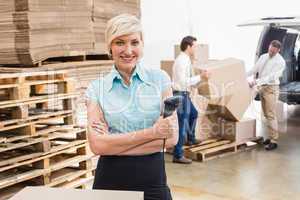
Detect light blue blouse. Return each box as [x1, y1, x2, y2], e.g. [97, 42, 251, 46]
[85, 63, 171, 134]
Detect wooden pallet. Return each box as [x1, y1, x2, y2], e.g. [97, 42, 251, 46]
[0, 128, 93, 190]
[35, 51, 91, 67]
[0, 169, 94, 200]
[0, 52, 110, 68]
[0, 111, 74, 139]
[0, 71, 75, 105]
[56, 176, 94, 189]
[0, 126, 86, 155]
[0, 92, 78, 109]
[0, 94, 76, 127]
[0, 152, 91, 189]
[0, 156, 93, 192]
[184, 138, 261, 162]
[0, 60, 113, 73]
[46, 167, 94, 188]
[184, 139, 237, 162]
[44, 53, 110, 64]
[0, 108, 73, 128]
[165, 139, 219, 154]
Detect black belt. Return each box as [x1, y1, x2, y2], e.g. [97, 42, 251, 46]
[173, 90, 190, 96]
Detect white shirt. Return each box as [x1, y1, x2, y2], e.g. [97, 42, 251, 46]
[247, 53, 286, 86]
[172, 52, 201, 92]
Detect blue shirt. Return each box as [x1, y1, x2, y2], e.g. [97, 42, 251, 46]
[85, 63, 171, 134]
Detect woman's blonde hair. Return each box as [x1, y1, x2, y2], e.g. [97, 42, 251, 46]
[105, 14, 143, 54]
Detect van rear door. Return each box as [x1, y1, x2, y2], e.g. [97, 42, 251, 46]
[238, 16, 300, 30]
[238, 17, 300, 59]
[239, 17, 300, 104]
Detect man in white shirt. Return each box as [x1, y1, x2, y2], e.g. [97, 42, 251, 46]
[172, 36, 209, 164]
[248, 40, 286, 151]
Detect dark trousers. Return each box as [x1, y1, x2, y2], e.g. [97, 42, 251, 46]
[173, 91, 198, 159]
[93, 152, 172, 200]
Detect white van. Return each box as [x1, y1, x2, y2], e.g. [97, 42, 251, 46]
[239, 17, 300, 104]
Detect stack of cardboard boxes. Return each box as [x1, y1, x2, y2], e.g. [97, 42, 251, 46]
[0, 0, 141, 66]
[161, 44, 256, 146]
[0, 0, 95, 65]
[92, 0, 141, 54]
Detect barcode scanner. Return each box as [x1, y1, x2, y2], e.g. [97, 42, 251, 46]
[162, 95, 183, 152]
[163, 96, 183, 118]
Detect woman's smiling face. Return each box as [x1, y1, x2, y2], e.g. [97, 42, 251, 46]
[110, 32, 143, 71]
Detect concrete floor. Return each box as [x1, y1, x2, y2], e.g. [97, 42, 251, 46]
[166, 105, 300, 200]
[87, 105, 300, 200]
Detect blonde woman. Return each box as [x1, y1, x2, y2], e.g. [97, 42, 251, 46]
[85, 14, 178, 199]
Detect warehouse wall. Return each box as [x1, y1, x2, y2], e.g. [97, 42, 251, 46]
[140, 0, 300, 71]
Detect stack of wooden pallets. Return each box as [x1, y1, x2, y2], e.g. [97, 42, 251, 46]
[0, 60, 114, 126]
[0, 1, 142, 197]
[0, 71, 95, 200]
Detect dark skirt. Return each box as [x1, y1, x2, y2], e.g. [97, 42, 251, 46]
[93, 152, 173, 200]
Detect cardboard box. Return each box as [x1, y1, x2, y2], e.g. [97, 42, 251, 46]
[196, 115, 256, 144]
[160, 60, 174, 79]
[197, 58, 249, 98]
[193, 59, 220, 70]
[0, 1, 95, 65]
[198, 58, 252, 121]
[9, 186, 143, 200]
[207, 90, 251, 121]
[160, 59, 215, 80]
[0, 0, 141, 64]
[189, 94, 210, 141]
[190, 94, 212, 141]
[220, 118, 256, 145]
[174, 45, 181, 58]
[195, 115, 220, 141]
[174, 44, 209, 65]
[193, 44, 209, 67]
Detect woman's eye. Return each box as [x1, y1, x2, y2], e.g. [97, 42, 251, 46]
[132, 41, 139, 46]
[115, 41, 125, 46]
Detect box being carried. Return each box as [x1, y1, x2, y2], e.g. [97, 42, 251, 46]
[197, 58, 252, 121]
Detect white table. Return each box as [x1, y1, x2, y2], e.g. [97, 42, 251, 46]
[9, 186, 144, 200]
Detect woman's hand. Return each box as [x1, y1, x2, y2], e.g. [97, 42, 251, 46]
[91, 121, 109, 135]
[153, 115, 176, 139]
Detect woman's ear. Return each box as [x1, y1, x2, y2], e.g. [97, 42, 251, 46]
[108, 49, 113, 59]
